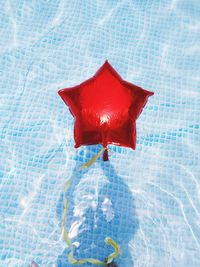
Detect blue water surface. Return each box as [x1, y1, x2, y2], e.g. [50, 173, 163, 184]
[0, 1, 200, 267]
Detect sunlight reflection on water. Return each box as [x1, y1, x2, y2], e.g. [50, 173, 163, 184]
[0, 0, 200, 266]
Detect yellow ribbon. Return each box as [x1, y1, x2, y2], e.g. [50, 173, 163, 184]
[61, 149, 121, 265]
[81, 148, 106, 169]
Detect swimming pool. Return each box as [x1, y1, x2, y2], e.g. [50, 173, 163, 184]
[0, 1, 200, 266]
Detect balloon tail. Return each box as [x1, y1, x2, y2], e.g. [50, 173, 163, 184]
[103, 148, 109, 161]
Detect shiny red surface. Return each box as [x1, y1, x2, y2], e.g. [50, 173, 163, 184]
[58, 60, 154, 151]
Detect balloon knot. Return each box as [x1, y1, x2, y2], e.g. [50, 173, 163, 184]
[103, 148, 109, 161]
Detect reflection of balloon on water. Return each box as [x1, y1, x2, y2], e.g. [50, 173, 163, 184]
[58, 61, 154, 265]
[58, 60, 154, 160]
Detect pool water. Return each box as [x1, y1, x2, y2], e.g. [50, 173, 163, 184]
[0, 1, 200, 267]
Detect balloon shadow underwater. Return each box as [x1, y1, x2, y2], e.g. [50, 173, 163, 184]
[57, 146, 139, 267]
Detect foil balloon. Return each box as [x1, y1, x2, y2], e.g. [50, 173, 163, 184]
[58, 60, 154, 160]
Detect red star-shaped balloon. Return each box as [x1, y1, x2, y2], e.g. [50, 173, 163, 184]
[58, 61, 153, 160]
